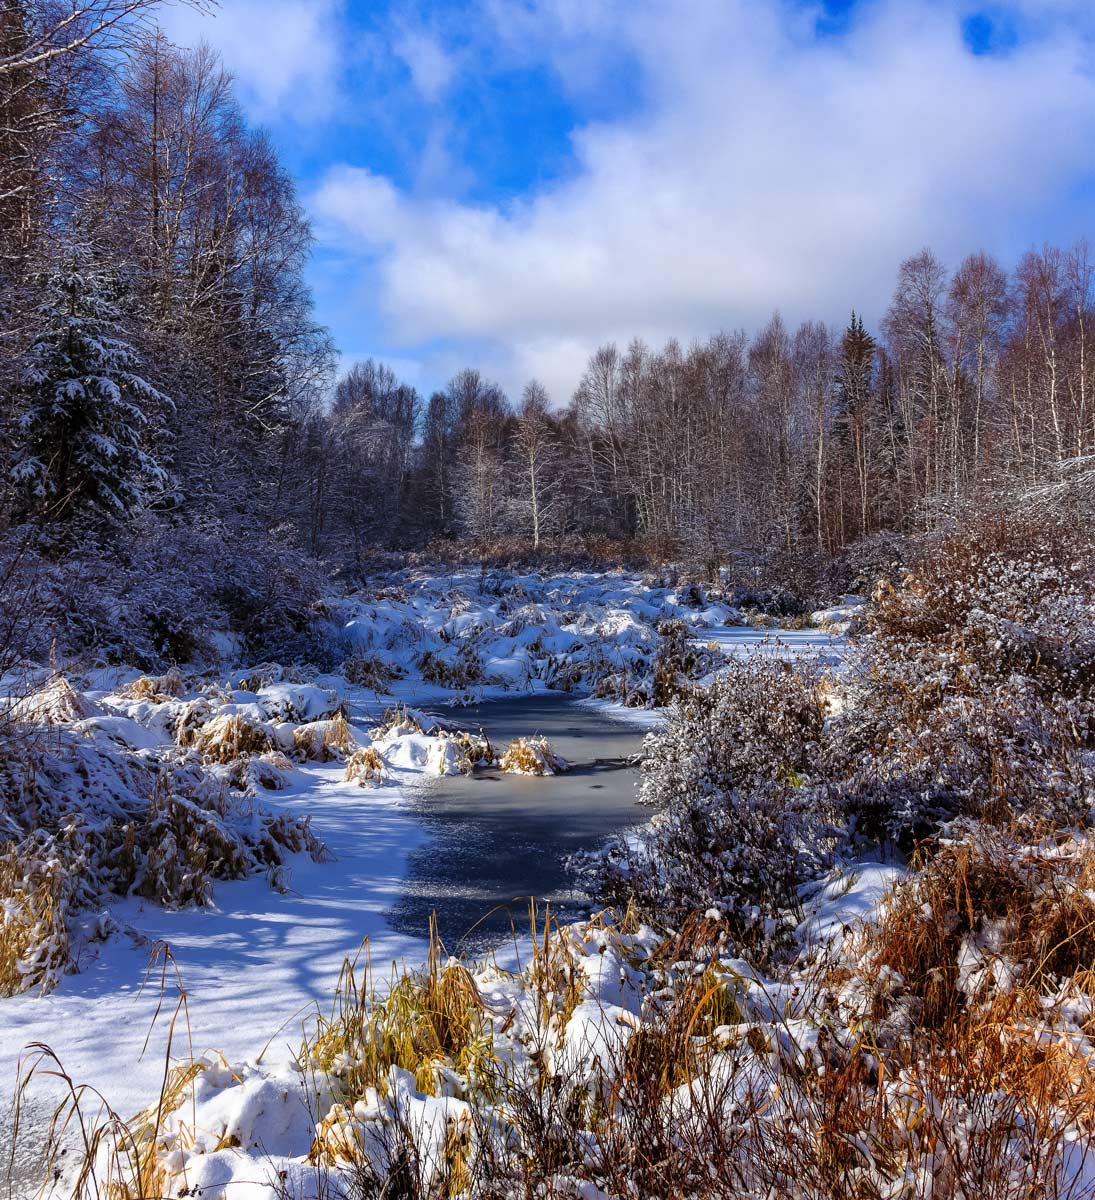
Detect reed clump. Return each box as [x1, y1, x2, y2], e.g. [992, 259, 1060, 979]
[498, 735, 567, 776]
[344, 745, 389, 786]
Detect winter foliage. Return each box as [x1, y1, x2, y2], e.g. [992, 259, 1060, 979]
[4, 2, 1095, 1196]
[12, 250, 170, 520]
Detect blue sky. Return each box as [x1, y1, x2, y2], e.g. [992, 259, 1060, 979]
[162, 0, 1095, 402]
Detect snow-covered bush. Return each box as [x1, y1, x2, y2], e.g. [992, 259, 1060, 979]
[0, 510, 330, 671]
[833, 513, 1095, 841]
[581, 661, 833, 959]
[644, 656, 827, 797]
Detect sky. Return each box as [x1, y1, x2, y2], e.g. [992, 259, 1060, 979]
[158, 0, 1095, 404]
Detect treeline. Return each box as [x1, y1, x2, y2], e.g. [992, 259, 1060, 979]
[311, 245, 1095, 567]
[3, 1, 1094, 634]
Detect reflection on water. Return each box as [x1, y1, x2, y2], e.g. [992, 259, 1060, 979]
[386, 694, 647, 954]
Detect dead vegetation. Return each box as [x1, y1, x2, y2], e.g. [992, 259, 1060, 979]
[498, 735, 567, 775]
[418, 647, 484, 690]
[191, 712, 276, 764]
[344, 745, 389, 786]
[293, 713, 357, 761]
[0, 850, 69, 997]
[342, 653, 403, 691]
[845, 822, 1095, 1037]
[0, 716, 323, 996]
[19, 901, 1095, 1199]
[119, 668, 185, 702]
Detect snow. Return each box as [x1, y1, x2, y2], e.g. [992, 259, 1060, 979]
[0, 567, 853, 1193]
[0, 759, 428, 1122]
[796, 861, 907, 947]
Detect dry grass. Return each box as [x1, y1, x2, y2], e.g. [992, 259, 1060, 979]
[418, 648, 483, 690]
[190, 712, 276, 764]
[0, 848, 69, 997]
[452, 729, 493, 767]
[18, 899, 1095, 1200]
[370, 704, 423, 739]
[119, 668, 185, 702]
[294, 714, 358, 761]
[12, 945, 205, 1200]
[308, 920, 493, 1116]
[850, 825, 1095, 1036]
[10, 674, 96, 724]
[344, 745, 389, 786]
[222, 749, 296, 791]
[498, 735, 566, 775]
[342, 653, 402, 691]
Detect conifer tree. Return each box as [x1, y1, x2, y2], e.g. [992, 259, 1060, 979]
[12, 242, 171, 520]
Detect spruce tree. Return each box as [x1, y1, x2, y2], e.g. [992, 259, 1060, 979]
[12, 242, 171, 521]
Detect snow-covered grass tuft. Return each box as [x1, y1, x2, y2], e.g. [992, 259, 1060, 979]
[0, 689, 325, 995]
[119, 668, 185, 702]
[293, 713, 357, 761]
[843, 821, 1095, 1035]
[9, 674, 96, 724]
[0, 851, 68, 998]
[309, 919, 491, 1109]
[344, 745, 389, 787]
[341, 652, 403, 691]
[191, 712, 275, 764]
[498, 735, 567, 775]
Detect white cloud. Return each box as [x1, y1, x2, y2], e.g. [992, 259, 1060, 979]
[312, 0, 1095, 401]
[158, 0, 344, 121]
[394, 27, 456, 103]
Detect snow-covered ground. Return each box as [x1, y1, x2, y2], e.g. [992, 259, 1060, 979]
[0, 570, 851, 1193]
[0, 761, 426, 1130]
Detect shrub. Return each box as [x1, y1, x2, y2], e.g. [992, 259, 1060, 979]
[578, 660, 833, 960]
[832, 511, 1095, 842]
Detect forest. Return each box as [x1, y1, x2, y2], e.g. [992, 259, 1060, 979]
[3, 4, 1095, 1200]
[4, 1, 1095, 663]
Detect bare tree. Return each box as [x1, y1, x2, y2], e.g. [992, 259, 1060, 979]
[512, 380, 561, 548]
[0, 0, 211, 76]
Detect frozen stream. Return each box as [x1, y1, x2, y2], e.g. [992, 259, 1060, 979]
[388, 694, 649, 953]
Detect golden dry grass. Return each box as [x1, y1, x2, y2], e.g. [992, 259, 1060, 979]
[119, 668, 185, 702]
[191, 712, 276, 764]
[294, 713, 358, 761]
[0, 850, 69, 997]
[308, 920, 493, 1129]
[498, 735, 565, 775]
[344, 745, 388, 786]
